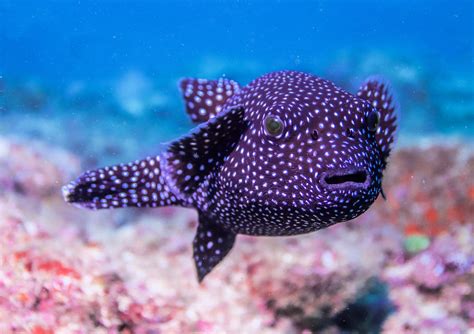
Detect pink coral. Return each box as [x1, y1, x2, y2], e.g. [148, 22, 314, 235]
[0, 137, 472, 332]
[0, 138, 80, 198]
[382, 225, 474, 333]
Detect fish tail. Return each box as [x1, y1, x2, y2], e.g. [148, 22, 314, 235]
[63, 154, 185, 210]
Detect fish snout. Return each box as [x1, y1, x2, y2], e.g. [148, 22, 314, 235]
[319, 167, 371, 191]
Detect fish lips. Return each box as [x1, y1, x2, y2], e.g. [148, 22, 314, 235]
[319, 167, 371, 191]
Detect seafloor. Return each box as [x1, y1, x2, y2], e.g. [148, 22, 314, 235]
[0, 53, 473, 333]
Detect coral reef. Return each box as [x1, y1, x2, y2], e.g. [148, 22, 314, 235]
[382, 225, 473, 333]
[0, 138, 80, 197]
[3, 1, 473, 331]
[379, 144, 473, 236]
[0, 137, 472, 333]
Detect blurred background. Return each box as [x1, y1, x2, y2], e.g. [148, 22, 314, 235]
[0, 1, 473, 333]
[2, 0, 473, 165]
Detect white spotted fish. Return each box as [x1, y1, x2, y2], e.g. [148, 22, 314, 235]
[63, 70, 399, 282]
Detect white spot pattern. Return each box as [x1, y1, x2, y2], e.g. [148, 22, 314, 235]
[179, 77, 240, 123]
[63, 70, 399, 281]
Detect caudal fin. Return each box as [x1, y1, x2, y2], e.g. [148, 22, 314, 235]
[63, 155, 184, 210]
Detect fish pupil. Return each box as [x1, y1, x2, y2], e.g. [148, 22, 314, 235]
[346, 128, 355, 138]
[311, 130, 319, 140]
[264, 115, 284, 136]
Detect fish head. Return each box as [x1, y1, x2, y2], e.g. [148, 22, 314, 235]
[225, 71, 394, 227]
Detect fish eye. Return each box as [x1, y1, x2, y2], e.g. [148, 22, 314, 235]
[345, 128, 355, 138]
[311, 130, 319, 140]
[264, 115, 284, 137]
[366, 110, 380, 133]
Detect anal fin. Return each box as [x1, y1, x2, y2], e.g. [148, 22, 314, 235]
[193, 215, 236, 282]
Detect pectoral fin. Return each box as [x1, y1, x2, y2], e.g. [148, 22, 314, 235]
[193, 215, 236, 282]
[166, 105, 247, 195]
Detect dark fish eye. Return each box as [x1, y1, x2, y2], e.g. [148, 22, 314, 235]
[345, 128, 354, 138]
[264, 115, 284, 137]
[311, 130, 319, 140]
[366, 110, 380, 133]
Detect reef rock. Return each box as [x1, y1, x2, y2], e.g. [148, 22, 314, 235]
[0, 138, 472, 333]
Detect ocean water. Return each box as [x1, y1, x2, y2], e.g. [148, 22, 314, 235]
[2, 0, 473, 165]
[1, 1, 473, 333]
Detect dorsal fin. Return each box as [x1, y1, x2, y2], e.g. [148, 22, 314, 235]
[179, 77, 240, 123]
[357, 76, 399, 165]
[165, 105, 246, 195]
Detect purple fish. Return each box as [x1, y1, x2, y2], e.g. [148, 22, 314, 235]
[63, 70, 398, 281]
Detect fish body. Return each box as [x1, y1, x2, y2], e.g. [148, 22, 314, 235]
[63, 70, 398, 281]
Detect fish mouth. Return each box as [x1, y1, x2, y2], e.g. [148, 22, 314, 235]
[319, 168, 370, 190]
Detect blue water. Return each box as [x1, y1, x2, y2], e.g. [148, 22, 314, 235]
[3, 1, 472, 81]
[1, 0, 473, 164]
